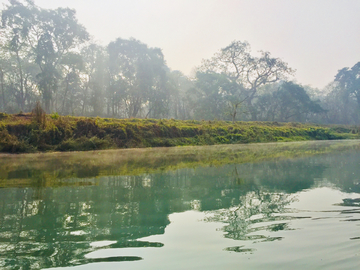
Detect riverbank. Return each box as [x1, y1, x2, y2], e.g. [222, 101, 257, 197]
[0, 112, 359, 153]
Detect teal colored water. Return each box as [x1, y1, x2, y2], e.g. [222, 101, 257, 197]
[0, 141, 359, 269]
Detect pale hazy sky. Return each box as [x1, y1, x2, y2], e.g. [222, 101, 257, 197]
[1, 0, 360, 89]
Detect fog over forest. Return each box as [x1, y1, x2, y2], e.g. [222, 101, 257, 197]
[1, 0, 360, 124]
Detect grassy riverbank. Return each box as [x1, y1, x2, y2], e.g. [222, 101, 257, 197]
[0, 112, 359, 153]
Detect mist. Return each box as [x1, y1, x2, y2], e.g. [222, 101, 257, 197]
[1, 0, 360, 124]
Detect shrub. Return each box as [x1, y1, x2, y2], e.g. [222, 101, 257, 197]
[0, 113, 8, 120]
[74, 118, 103, 138]
[50, 112, 60, 119]
[56, 136, 115, 151]
[32, 102, 46, 128]
[0, 129, 35, 153]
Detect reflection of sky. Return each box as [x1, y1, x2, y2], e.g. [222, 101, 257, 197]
[290, 187, 359, 211]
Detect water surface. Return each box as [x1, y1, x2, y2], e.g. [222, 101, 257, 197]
[0, 141, 359, 269]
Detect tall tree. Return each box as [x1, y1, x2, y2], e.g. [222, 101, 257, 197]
[167, 70, 193, 120]
[34, 7, 89, 112]
[59, 52, 83, 114]
[1, 1, 89, 112]
[256, 82, 325, 122]
[107, 38, 169, 118]
[1, 0, 40, 111]
[192, 72, 228, 120]
[335, 62, 360, 105]
[191, 71, 247, 122]
[81, 43, 108, 116]
[198, 41, 294, 120]
[334, 62, 360, 124]
[0, 56, 8, 111]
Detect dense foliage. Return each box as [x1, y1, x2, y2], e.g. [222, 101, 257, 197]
[0, 1, 360, 125]
[0, 112, 358, 153]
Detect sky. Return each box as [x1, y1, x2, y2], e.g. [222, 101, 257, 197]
[1, 0, 360, 89]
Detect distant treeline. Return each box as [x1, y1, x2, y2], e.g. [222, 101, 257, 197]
[1, 1, 360, 124]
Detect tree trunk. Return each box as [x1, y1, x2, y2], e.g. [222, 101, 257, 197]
[15, 51, 25, 111]
[232, 107, 237, 124]
[62, 76, 69, 114]
[247, 99, 257, 121]
[82, 84, 88, 115]
[0, 69, 5, 111]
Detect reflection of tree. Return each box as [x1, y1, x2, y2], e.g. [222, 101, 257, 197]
[229, 166, 245, 185]
[0, 181, 172, 269]
[249, 159, 325, 193]
[205, 190, 297, 242]
[322, 151, 360, 194]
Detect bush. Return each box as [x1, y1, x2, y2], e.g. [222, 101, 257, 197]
[56, 136, 115, 151]
[0, 129, 35, 153]
[0, 113, 8, 120]
[50, 112, 60, 119]
[32, 102, 46, 128]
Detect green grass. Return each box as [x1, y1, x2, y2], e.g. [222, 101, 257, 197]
[0, 113, 359, 153]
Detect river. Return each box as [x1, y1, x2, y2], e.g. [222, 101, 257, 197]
[0, 141, 359, 269]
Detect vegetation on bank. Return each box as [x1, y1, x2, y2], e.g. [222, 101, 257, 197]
[0, 110, 359, 154]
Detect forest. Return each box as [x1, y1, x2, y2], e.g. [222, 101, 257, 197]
[1, 0, 360, 125]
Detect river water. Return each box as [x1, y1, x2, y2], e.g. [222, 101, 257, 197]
[0, 141, 359, 269]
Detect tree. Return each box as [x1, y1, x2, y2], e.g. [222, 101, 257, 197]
[34, 7, 89, 112]
[0, 56, 8, 111]
[256, 82, 325, 122]
[335, 62, 360, 105]
[107, 38, 169, 118]
[81, 43, 108, 116]
[333, 62, 360, 124]
[59, 52, 83, 114]
[198, 41, 294, 120]
[1, 1, 89, 112]
[191, 72, 229, 120]
[0, 0, 40, 111]
[191, 71, 248, 122]
[222, 80, 248, 123]
[167, 70, 194, 120]
[321, 82, 359, 125]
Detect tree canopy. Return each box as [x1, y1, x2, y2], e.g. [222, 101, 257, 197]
[1, 1, 358, 125]
[197, 41, 294, 120]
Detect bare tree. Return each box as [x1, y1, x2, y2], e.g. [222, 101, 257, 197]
[198, 41, 294, 120]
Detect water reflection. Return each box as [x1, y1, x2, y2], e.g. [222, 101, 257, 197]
[205, 191, 301, 242]
[0, 142, 359, 269]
